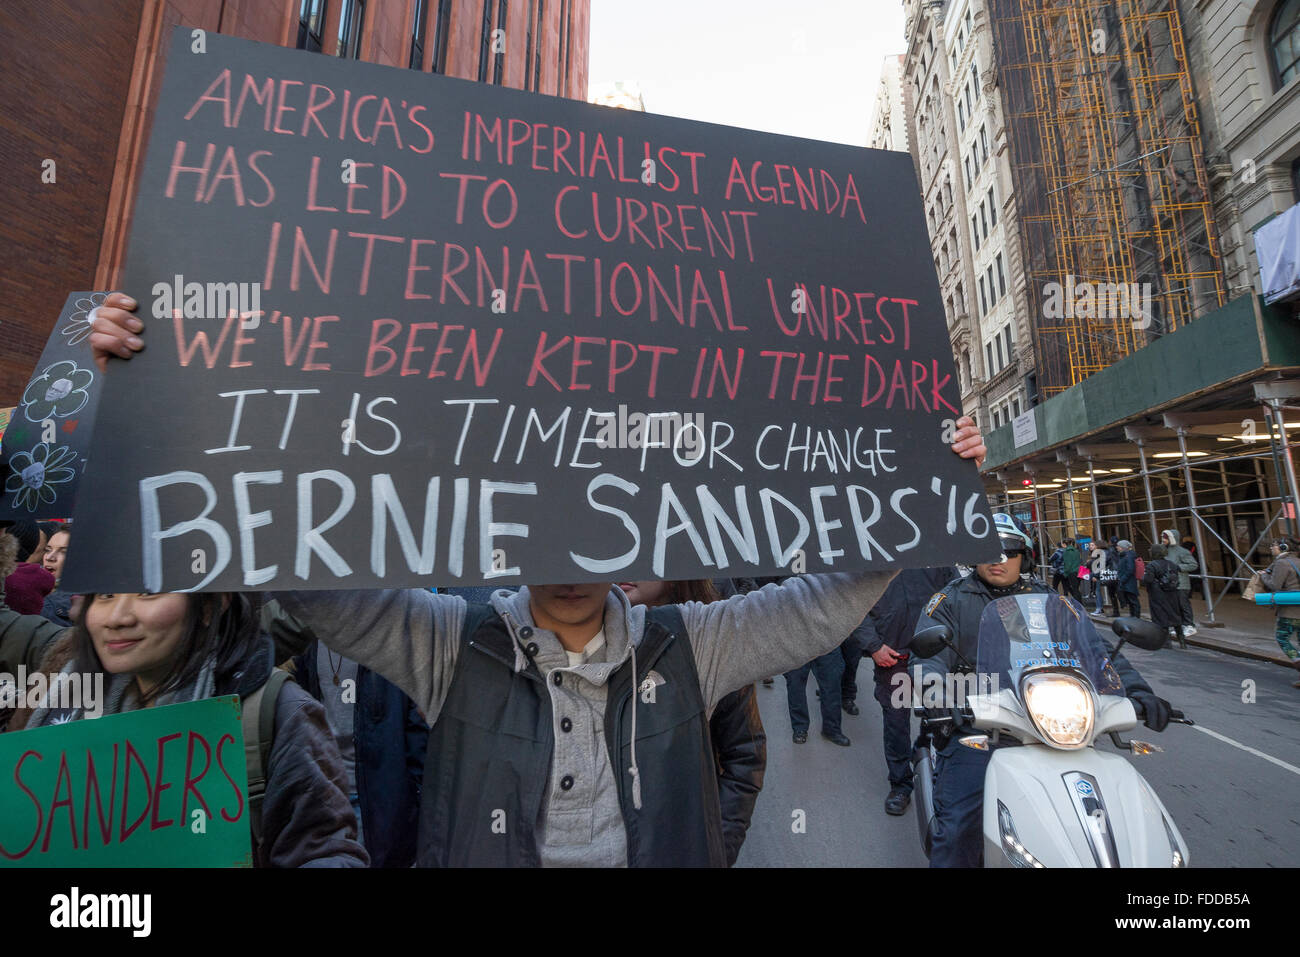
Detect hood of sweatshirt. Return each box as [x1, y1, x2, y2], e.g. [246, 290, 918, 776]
[487, 584, 648, 681]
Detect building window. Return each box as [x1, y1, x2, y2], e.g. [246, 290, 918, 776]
[1271, 0, 1300, 87]
[532, 0, 545, 89]
[1012, 395, 1021, 417]
[336, 0, 365, 59]
[964, 155, 973, 190]
[997, 333, 1007, 368]
[958, 99, 966, 131]
[979, 276, 989, 316]
[479, 0, 494, 82]
[986, 264, 996, 303]
[972, 62, 981, 99]
[980, 203, 989, 240]
[1293, 156, 1300, 202]
[492, 1, 509, 84]
[1003, 323, 1014, 360]
[410, 0, 427, 68]
[988, 186, 998, 227]
[972, 214, 981, 251]
[297, 0, 327, 52]
[524, 0, 537, 89]
[996, 253, 1007, 296]
[430, 0, 451, 72]
[559, 0, 572, 97]
[979, 125, 989, 166]
[986, 341, 994, 374]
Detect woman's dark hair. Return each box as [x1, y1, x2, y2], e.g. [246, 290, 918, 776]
[659, 580, 720, 606]
[1149, 544, 1167, 560]
[73, 592, 263, 705]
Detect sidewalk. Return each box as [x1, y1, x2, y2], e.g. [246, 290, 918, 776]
[1086, 590, 1296, 667]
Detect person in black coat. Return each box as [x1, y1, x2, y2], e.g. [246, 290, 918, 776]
[1115, 540, 1142, 618]
[269, 600, 428, 868]
[1142, 544, 1185, 647]
[848, 565, 959, 815]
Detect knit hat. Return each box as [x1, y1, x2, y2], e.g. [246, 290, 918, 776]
[1, 521, 41, 561]
[3, 562, 55, 614]
[1118, 539, 1134, 550]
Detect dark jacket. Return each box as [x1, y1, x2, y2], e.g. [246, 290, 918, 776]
[294, 640, 428, 868]
[0, 602, 66, 730]
[1142, 558, 1182, 629]
[913, 574, 1155, 702]
[418, 603, 726, 867]
[12, 631, 368, 868]
[708, 683, 765, 866]
[1115, 550, 1139, 594]
[41, 589, 73, 628]
[851, 566, 959, 661]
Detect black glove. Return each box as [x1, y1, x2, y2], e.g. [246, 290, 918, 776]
[1130, 691, 1172, 732]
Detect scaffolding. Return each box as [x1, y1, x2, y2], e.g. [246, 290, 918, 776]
[987, 0, 1226, 396]
[989, 390, 1300, 625]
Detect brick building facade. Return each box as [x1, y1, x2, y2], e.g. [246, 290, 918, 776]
[0, 0, 590, 404]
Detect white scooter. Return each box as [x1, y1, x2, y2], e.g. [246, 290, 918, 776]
[910, 593, 1191, 867]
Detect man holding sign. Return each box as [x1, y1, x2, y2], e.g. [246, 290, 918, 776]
[87, 300, 985, 866]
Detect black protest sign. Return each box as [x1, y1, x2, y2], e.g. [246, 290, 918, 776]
[64, 28, 993, 594]
[0, 292, 108, 521]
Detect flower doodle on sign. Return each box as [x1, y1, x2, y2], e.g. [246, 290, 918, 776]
[4, 443, 78, 512]
[61, 292, 108, 347]
[21, 359, 94, 422]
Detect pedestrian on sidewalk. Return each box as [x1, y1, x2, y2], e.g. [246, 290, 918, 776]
[1115, 540, 1142, 618]
[1060, 538, 1083, 602]
[785, 648, 850, 746]
[1160, 529, 1200, 637]
[1257, 537, 1300, 687]
[1090, 539, 1112, 614]
[1142, 545, 1185, 648]
[1049, 542, 1066, 595]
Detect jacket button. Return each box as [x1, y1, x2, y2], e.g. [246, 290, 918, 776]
[525, 642, 539, 656]
[560, 775, 574, 790]
[552, 672, 562, 686]
[560, 717, 572, 733]
[520, 626, 534, 639]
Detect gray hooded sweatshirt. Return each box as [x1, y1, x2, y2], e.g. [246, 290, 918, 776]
[276, 570, 894, 867]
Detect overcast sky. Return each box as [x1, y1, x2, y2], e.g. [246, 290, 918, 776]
[588, 0, 908, 147]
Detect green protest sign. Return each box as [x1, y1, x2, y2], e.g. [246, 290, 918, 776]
[0, 696, 252, 867]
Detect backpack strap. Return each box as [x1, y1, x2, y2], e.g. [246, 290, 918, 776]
[242, 667, 291, 851]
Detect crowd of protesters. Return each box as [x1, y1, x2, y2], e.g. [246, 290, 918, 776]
[0, 293, 1194, 867]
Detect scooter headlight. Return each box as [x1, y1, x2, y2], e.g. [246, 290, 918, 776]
[1022, 672, 1094, 748]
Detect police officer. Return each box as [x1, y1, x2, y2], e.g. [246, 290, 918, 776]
[914, 513, 1172, 868]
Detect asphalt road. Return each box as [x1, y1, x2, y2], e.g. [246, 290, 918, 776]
[735, 644, 1300, 867]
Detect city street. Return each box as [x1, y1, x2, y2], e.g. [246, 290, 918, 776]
[737, 643, 1300, 867]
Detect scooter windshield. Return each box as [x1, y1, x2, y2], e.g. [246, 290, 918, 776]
[975, 594, 1124, 695]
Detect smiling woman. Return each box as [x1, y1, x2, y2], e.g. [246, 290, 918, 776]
[8, 589, 369, 868]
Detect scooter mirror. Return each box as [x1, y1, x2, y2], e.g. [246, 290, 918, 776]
[1110, 616, 1168, 652]
[911, 624, 953, 659]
